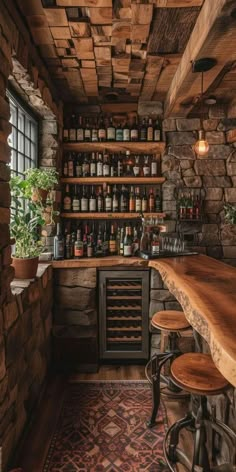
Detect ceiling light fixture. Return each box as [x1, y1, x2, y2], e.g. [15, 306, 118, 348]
[192, 58, 217, 157]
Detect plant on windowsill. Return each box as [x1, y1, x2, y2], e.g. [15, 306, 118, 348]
[23, 167, 58, 202]
[10, 174, 46, 279]
[224, 203, 236, 225]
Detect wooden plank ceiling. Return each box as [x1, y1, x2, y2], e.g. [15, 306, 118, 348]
[16, 0, 204, 108]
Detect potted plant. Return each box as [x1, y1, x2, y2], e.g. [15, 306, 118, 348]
[24, 167, 58, 202]
[224, 203, 236, 225]
[10, 175, 45, 279]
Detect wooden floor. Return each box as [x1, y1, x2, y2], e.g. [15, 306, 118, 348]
[14, 365, 190, 472]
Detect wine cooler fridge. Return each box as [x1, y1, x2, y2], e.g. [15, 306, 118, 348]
[99, 268, 150, 360]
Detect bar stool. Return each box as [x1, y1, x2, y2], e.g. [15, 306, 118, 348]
[164, 353, 236, 472]
[145, 310, 191, 427]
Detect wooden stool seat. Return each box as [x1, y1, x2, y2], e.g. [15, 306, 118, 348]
[151, 310, 190, 332]
[171, 353, 229, 396]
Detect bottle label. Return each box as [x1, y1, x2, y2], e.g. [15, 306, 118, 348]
[143, 166, 150, 177]
[90, 163, 96, 176]
[133, 242, 139, 255]
[97, 162, 103, 176]
[63, 163, 68, 176]
[98, 129, 106, 140]
[152, 244, 160, 255]
[123, 129, 130, 141]
[119, 242, 124, 255]
[81, 198, 88, 211]
[131, 130, 138, 140]
[103, 164, 110, 176]
[135, 200, 141, 212]
[151, 162, 157, 176]
[75, 164, 82, 177]
[84, 130, 91, 140]
[154, 130, 161, 141]
[98, 198, 103, 212]
[116, 130, 123, 141]
[140, 130, 146, 141]
[63, 129, 69, 141]
[109, 240, 117, 253]
[68, 162, 74, 177]
[133, 165, 140, 177]
[129, 200, 135, 212]
[92, 129, 98, 142]
[107, 128, 115, 140]
[55, 240, 64, 258]
[124, 245, 132, 256]
[63, 197, 71, 211]
[77, 129, 84, 141]
[142, 201, 147, 212]
[87, 246, 93, 258]
[105, 197, 112, 212]
[74, 246, 83, 257]
[112, 199, 119, 212]
[69, 129, 76, 141]
[72, 199, 80, 212]
[89, 199, 97, 212]
[147, 128, 153, 141]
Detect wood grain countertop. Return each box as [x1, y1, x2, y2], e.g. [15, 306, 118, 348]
[51, 254, 236, 386]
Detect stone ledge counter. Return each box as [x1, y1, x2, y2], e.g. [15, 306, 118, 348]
[52, 254, 236, 386]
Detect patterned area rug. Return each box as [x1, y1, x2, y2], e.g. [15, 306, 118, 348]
[43, 381, 168, 472]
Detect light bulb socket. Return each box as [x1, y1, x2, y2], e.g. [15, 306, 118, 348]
[198, 129, 206, 140]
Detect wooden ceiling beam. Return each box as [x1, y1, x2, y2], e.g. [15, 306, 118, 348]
[156, 0, 204, 6]
[164, 0, 236, 117]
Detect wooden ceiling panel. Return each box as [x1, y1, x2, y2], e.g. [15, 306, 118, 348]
[16, 0, 205, 105]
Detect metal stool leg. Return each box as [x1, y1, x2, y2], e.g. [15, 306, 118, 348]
[192, 397, 211, 472]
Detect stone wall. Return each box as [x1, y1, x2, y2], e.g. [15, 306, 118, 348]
[0, 264, 52, 470]
[162, 116, 236, 266]
[53, 269, 98, 372]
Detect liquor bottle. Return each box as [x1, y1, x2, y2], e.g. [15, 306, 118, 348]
[117, 153, 123, 177]
[89, 185, 97, 212]
[194, 193, 201, 219]
[112, 185, 119, 213]
[95, 225, 103, 257]
[54, 223, 64, 260]
[133, 155, 140, 177]
[125, 150, 133, 176]
[135, 187, 142, 213]
[68, 152, 74, 177]
[186, 191, 193, 219]
[65, 233, 72, 259]
[77, 116, 84, 142]
[90, 152, 96, 177]
[82, 153, 90, 177]
[97, 152, 103, 177]
[74, 229, 84, 258]
[72, 185, 80, 212]
[71, 231, 76, 255]
[103, 223, 109, 256]
[123, 225, 132, 257]
[123, 120, 130, 141]
[116, 227, 121, 255]
[129, 186, 135, 212]
[63, 155, 68, 177]
[98, 115, 106, 142]
[148, 188, 155, 212]
[132, 226, 139, 255]
[81, 186, 88, 212]
[87, 235, 94, 258]
[151, 154, 158, 177]
[107, 116, 116, 141]
[116, 123, 123, 142]
[154, 118, 161, 141]
[63, 184, 72, 212]
[143, 155, 150, 177]
[147, 118, 153, 141]
[151, 232, 160, 256]
[131, 116, 138, 141]
[103, 151, 110, 177]
[109, 224, 117, 255]
[155, 190, 162, 212]
[140, 226, 148, 252]
[140, 117, 147, 141]
[97, 186, 104, 212]
[63, 127, 69, 142]
[84, 118, 91, 142]
[110, 154, 117, 177]
[120, 185, 128, 212]
[83, 224, 89, 256]
[69, 113, 76, 142]
[179, 192, 186, 219]
[105, 185, 112, 212]
[141, 187, 148, 213]
[119, 226, 124, 256]
[91, 118, 98, 142]
[75, 153, 82, 177]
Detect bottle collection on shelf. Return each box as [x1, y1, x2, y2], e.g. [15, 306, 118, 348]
[62, 184, 162, 214]
[178, 191, 202, 220]
[53, 221, 163, 260]
[63, 151, 160, 178]
[63, 115, 162, 143]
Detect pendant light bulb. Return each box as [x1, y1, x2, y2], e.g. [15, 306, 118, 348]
[194, 129, 209, 157]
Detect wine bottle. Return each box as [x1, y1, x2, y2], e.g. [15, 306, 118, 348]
[69, 113, 76, 142]
[97, 152, 103, 177]
[98, 115, 106, 142]
[90, 152, 96, 177]
[148, 187, 155, 212]
[141, 187, 148, 213]
[155, 190, 162, 212]
[107, 116, 116, 141]
[91, 118, 98, 142]
[154, 118, 161, 141]
[54, 223, 64, 260]
[112, 185, 119, 213]
[123, 120, 130, 141]
[143, 155, 150, 177]
[109, 224, 117, 255]
[72, 185, 80, 212]
[147, 118, 153, 141]
[116, 123, 123, 142]
[103, 223, 109, 256]
[75, 153, 82, 177]
[120, 185, 128, 212]
[68, 152, 74, 177]
[97, 186, 104, 212]
[105, 185, 112, 212]
[129, 186, 135, 212]
[131, 116, 138, 141]
[89, 185, 97, 212]
[135, 187, 142, 213]
[77, 116, 84, 142]
[140, 117, 147, 141]
[103, 151, 110, 177]
[123, 225, 132, 257]
[74, 229, 84, 258]
[133, 155, 140, 177]
[63, 184, 72, 212]
[81, 186, 88, 212]
[84, 118, 91, 142]
[151, 154, 158, 177]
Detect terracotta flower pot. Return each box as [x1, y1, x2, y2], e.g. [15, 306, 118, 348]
[31, 188, 48, 202]
[11, 256, 39, 279]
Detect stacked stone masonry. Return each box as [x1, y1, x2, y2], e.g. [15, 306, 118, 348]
[162, 116, 236, 266]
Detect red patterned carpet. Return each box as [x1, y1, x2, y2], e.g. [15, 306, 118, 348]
[43, 381, 168, 472]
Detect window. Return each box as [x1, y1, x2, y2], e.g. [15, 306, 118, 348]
[7, 89, 38, 178]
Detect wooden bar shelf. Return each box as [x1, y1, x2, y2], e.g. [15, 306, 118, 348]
[63, 141, 165, 154]
[61, 212, 166, 219]
[61, 177, 165, 185]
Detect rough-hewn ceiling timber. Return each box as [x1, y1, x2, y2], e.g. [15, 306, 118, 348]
[15, 0, 204, 112]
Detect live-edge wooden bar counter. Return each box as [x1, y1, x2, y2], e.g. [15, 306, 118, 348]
[52, 254, 236, 387]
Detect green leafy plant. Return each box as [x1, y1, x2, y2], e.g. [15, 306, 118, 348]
[24, 167, 58, 192]
[224, 203, 236, 225]
[10, 175, 45, 258]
